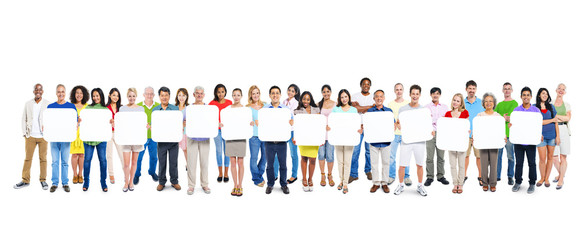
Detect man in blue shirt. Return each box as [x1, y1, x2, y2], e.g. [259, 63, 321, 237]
[367, 90, 393, 193]
[153, 87, 181, 191]
[464, 80, 485, 185]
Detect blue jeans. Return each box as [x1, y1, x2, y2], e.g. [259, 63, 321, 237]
[136, 138, 158, 177]
[389, 135, 410, 179]
[83, 142, 107, 189]
[213, 129, 230, 167]
[266, 142, 287, 187]
[51, 142, 70, 186]
[350, 133, 371, 178]
[288, 131, 299, 178]
[537, 138, 556, 147]
[497, 138, 515, 178]
[249, 136, 266, 184]
[318, 140, 335, 162]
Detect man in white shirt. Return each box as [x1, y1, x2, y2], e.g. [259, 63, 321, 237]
[15, 84, 50, 190]
[349, 78, 374, 183]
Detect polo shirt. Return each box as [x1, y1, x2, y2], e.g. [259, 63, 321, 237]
[367, 105, 393, 148]
[388, 100, 409, 135]
[465, 97, 484, 137]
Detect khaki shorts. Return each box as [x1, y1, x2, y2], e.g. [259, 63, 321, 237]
[467, 138, 480, 158]
[122, 145, 144, 153]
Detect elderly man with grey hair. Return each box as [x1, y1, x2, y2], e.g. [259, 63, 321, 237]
[185, 86, 212, 195]
[476, 92, 502, 192]
[14, 83, 51, 190]
[134, 86, 161, 184]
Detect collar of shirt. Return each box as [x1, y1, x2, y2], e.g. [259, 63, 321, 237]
[368, 105, 392, 112]
[153, 104, 179, 111]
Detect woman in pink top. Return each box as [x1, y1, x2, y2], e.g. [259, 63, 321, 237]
[176, 88, 189, 171]
[283, 84, 300, 184]
[209, 84, 232, 183]
[317, 85, 336, 187]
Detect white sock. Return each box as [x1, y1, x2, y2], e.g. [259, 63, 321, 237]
[400, 183, 405, 187]
[418, 183, 423, 187]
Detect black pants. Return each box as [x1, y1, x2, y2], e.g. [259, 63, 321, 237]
[265, 142, 287, 188]
[514, 144, 537, 185]
[158, 142, 179, 185]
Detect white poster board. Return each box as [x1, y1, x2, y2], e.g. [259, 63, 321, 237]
[510, 111, 543, 145]
[79, 109, 112, 142]
[399, 108, 433, 144]
[185, 105, 219, 138]
[258, 108, 292, 142]
[363, 111, 395, 143]
[436, 117, 470, 151]
[327, 112, 361, 146]
[151, 110, 184, 142]
[293, 114, 326, 146]
[43, 108, 78, 142]
[473, 116, 506, 149]
[114, 112, 147, 145]
[221, 107, 253, 140]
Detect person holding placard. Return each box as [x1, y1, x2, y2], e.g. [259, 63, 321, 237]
[349, 77, 374, 183]
[247, 85, 267, 187]
[48, 84, 77, 193]
[209, 84, 233, 183]
[535, 88, 560, 188]
[317, 84, 336, 187]
[388, 83, 411, 186]
[70, 85, 89, 185]
[476, 93, 502, 192]
[494, 82, 518, 185]
[293, 91, 321, 192]
[106, 88, 124, 185]
[14, 83, 50, 190]
[366, 90, 393, 193]
[224, 88, 248, 196]
[464, 80, 485, 186]
[153, 87, 181, 191]
[176, 88, 190, 171]
[330, 89, 361, 194]
[283, 84, 300, 185]
[511, 87, 541, 194]
[82, 88, 110, 192]
[119, 88, 146, 192]
[424, 87, 449, 187]
[394, 85, 430, 197]
[551, 83, 570, 190]
[134, 86, 160, 185]
[444, 93, 470, 194]
[186, 86, 212, 195]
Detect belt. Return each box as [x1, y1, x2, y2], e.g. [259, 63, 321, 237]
[558, 122, 566, 125]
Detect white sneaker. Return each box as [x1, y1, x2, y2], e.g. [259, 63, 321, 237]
[394, 184, 404, 195]
[417, 185, 428, 196]
[303, 186, 310, 192]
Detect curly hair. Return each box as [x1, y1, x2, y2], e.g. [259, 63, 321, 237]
[70, 85, 89, 104]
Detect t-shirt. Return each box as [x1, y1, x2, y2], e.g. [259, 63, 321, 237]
[352, 92, 374, 114]
[332, 106, 358, 113]
[120, 105, 145, 112]
[465, 97, 485, 137]
[398, 103, 423, 117]
[495, 100, 518, 138]
[209, 99, 233, 129]
[31, 101, 43, 138]
[387, 100, 410, 135]
[477, 111, 501, 117]
[444, 110, 469, 119]
[84, 104, 108, 146]
[552, 101, 571, 124]
[48, 101, 77, 110]
[540, 105, 557, 140]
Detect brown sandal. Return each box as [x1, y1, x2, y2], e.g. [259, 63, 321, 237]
[328, 173, 335, 187]
[320, 173, 326, 186]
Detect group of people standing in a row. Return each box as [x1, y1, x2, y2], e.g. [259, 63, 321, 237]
[15, 79, 571, 197]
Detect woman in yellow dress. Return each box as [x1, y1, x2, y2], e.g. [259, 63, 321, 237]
[293, 91, 321, 192]
[70, 86, 89, 184]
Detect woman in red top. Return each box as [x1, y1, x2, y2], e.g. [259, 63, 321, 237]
[444, 93, 469, 194]
[106, 88, 124, 184]
[209, 84, 233, 183]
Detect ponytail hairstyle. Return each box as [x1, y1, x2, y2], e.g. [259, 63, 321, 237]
[318, 84, 332, 109]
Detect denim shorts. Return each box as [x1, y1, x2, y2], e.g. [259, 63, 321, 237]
[537, 138, 556, 147]
[318, 140, 334, 162]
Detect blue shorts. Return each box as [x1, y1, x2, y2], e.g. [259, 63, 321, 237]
[537, 138, 556, 147]
[318, 140, 334, 162]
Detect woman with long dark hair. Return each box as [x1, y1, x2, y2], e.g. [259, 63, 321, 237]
[106, 88, 123, 184]
[535, 88, 560, 188]
[209, 84, 232, 183]
[293, 91, 320, 192]
[283, 84, 300, 184]
[82, 88, 111, 192]
[317, 84, 336, 187]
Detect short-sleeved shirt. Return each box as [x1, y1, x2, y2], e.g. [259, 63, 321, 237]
[445, 109, 469, 119]
[84, 104, 108, 146]
[152, 103, 179, 111]
[48, 101, 77, 111]
[513, 104, 541, 145]
[352, 92, 374, 114]
[398, 103, 423, 117]
[495, 100, 519, 138]
[540, 105, 557, 140]
[552, 101, 571, 124]
[367, 105, 393, 148]
[332, 106, 358, 113]
[209, 99, 232, 129]
[465, 97, 485, 137]
[425, 102, 449, 131]
[387, 100, 410, 135]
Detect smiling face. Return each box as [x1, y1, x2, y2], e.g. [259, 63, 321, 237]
[92, 91, 101, 105]
[287, 87, 296, 99]
[410, 89, 420, 104]
[521, 90, 532, 105]
[33, 84, 43, 100]
[302, 94, 311, 108]
[483, 95, 494, 111]
[466, 85, 476, 98]
[340, 92, 350, 106]
[251, 88, 260, 103]
[177, 91, 187, 105]
[144, 88, 154, 102]
[540, 90, 549, 102]
[232, 90, 242, 104]
[159, 91, 170, 105]
[361, 80, 371, 93]
[216, 87, 226, 101]
[270, 88, 281, 104]
[75, 89, 84, 103]
[373, 91, 384, 107]
[194, 89, 205, 102]
[452, 95, 462, 110]
[556, 84, 566, 97]
[322, 87, 331, 100]
[110, 91, 119, 104]
[503, 84, 513, 98]
[128, 91, 137, 105]
[430, 91, 441, 103]
[56, 86, 66, 102]
[394, 84, 403, 98]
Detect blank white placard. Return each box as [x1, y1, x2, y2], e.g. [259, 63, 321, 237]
[473, 115, 506, 149]
[79, 109, 112, 142]
[399, 108, 433, 144]
[510, 111, 543, 145]
[258, 108, 292, 142]
[436, 117, 470, 151]
[185, 105, 219, 138]
[114, 112, 147, 145]
[221, 107, 253, 140]
[327, 112, 361, 146]
[151, 110, 184, 142]
[43, 108, 78, 142]
[363, 111, 395, 143]
[293, 114, 326, 146]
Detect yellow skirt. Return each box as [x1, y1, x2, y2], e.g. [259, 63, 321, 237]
[70, 130, 84, 154]
[299, 146, 319, 158]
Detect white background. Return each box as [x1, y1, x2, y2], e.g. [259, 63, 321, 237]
[1, 1, 581, 239]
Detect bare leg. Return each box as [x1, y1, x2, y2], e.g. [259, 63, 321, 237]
[123, 152, 131, 188]
[558, 155, 567, 186]
[129, 152, 138, 188]
[237, 157, 244, 188]
[399, 166, 405, 183]
[308, 158, 316, 183]
[301, 157, 308, 183]
[327, 161, 334, 175]
[78, 154, 84, 177]
[537, 146, 547, 184]
[218, 166, 223, 178]
[224, 166, 229, 179]
[318, 159, 325, 184]
[476, 157, 481, 181]
[552, 155, 561, 181]
[230, 157, 237, 188]
[71, 154, 78, 178]
[416, 164, 423, 183]
[545, 146, 555, 184]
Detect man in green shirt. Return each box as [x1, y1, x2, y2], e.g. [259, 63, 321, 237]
[494, 82, 518, 185]
[134, 86, 161, 184]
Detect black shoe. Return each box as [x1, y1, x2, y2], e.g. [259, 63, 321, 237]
[478, 177, 483, 186]
[133, 176, 140, 185]
[464, 176, 468, 183]
[497, 178, 501, 181]
[275, 177, 278, 181]
[282, 186, 290, 194]
[50, 185, 58, 193]
[13, 181, 30, 189]
[437, 177, 449, 185]
[217, 176, 223, 182]
[508, 177, 514, 185]
[223, 177, 229, 183]
[151, 173, 159, 182]
[424, 178, 433, 186]
[266, 186, 273, 194]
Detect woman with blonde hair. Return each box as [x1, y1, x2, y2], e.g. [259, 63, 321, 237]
[247, 85, 267, 187]
[118, 88, 147, 192]
[444, 93, 469, 193]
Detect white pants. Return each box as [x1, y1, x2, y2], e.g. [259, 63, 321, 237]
[370, 145, 390, 185]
